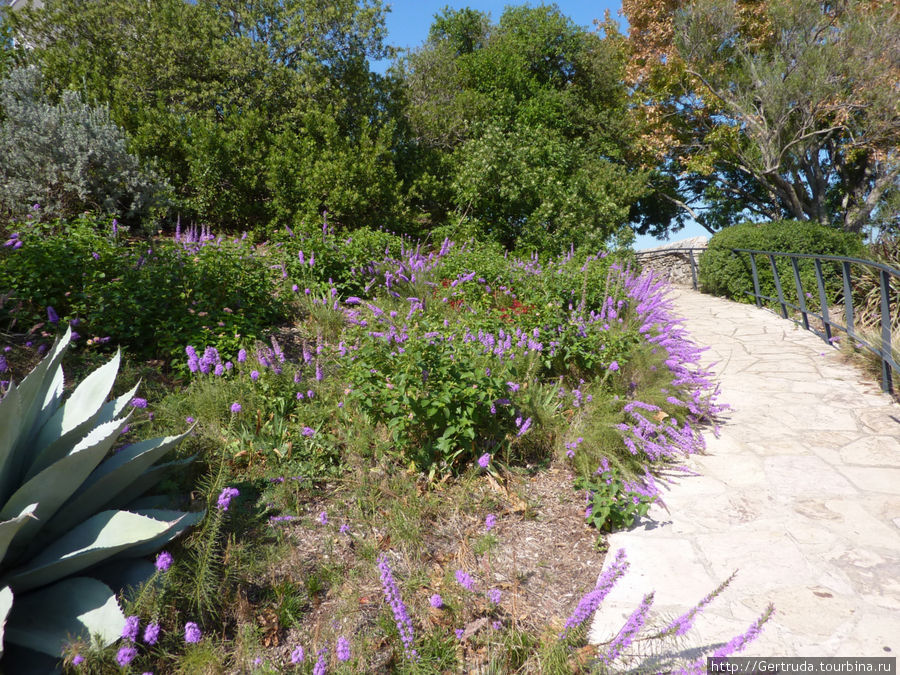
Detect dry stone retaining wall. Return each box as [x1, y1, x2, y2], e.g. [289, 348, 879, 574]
[635, 237, 708, 288]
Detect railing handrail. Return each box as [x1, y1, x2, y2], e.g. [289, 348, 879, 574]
[731, 248, 900, 280]
[728, 247, 899, 395]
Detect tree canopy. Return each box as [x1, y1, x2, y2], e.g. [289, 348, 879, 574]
[624, 0, 900, 236]
[398, 5, 650, 251]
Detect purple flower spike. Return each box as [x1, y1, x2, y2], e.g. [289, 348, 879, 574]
[144, 622, 160, 645]
[608, 361, 619, 372]
[217, 487, 239, 511]
[561, 549, 629, 637]
[230, 402, 242, 414]
[122, 615, 140, 642]
[336, 636, 350, 662]
[155, 551, 173, 572]
[377, 555, 418, 660]
[485, 514, 496, 531]
[116, 646, 136, 667]
[47, 306, 59, 323]
[455, 569, 475, 591]
[291, 646, 305, 664]
[184, 621, 202, 643]
[130, 397, 148, 409]
[430, 594, 443, 608]
[477, 453, 491, 469]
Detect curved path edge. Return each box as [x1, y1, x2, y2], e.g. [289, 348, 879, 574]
[588, 289, 900, 659]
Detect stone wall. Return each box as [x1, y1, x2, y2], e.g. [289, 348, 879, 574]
[635, 237, 708, 288]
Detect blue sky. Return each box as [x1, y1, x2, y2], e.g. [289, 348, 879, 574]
[372, 1, 711, 249]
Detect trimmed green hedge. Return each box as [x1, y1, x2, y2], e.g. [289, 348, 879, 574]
[699, 220, 865, 309]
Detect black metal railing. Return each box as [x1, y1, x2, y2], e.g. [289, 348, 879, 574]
[730, 248, 900, 394]
[634, 247, 706, 291]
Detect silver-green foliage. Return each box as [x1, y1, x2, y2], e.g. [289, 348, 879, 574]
[0, 66, 169, 225]
[0, 327, 202, 660]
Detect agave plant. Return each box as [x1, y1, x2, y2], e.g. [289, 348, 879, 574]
[0, 327, 202, 665]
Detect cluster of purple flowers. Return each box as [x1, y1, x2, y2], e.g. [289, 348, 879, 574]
[455, 569, 476, 591]
[561, 549, 629, 637]
[377, 555, 418, 660]
[4, 231, 23, 249]
[217, 486, 239, 511]
[601, 592, 655, 663]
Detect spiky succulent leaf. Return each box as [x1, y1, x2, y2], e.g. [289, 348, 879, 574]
[41, 430, 190, 537]
[26, 351, 122, 480]
[25, 381, 140, 487]
[0, 329, 71, 505]
[12, 328, 70, 455]
[88, 559, 157, 599]
[0, 415, 131, 553]
[0, 586, 11, 657]
[0, 505, 37, 567]
[4, 510, 182, 593]
[0, 386, 24, 506]
[106, 456, 195, 506]
[0, 330, 199, 665]
[4, 576, 125, 657]
[108, 509, 206, 561]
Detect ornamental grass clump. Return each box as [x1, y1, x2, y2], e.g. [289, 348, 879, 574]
[0, 328, 202, 666]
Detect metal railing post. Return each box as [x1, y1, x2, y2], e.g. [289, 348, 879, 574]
[880, 269, 893, 394]
[768, 254, 788, 319]
[749, 253, 762, 308]
[842, 261, 855, 338]
[790, 257, 809, 331]
[727, 248, 899, 397]
[814, 259, 832, 343]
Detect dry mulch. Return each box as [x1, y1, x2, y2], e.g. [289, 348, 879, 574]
[239, 464, 607, 671]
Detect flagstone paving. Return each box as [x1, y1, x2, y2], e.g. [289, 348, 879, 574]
[588, 289, 900, 660]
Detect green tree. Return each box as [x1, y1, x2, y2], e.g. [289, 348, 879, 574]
[7, 0, 403, 233]
[0, 67, 169, 226]
[400, 5, 649, 251]
[623, 0, 900, 235]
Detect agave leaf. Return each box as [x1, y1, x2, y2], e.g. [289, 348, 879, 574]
[4, 510, 175, 592]
[21, 382, 139, 491]
[0, 329, 71, 505]
[26, 351, 122, 480]
[0, 644, 63, 674]
[0, 415, 130, 548]
[95, 380, 141, 425]
[15, 327, 71, 451]
[88, 559, 156, 600]
[108, 509, 205, 561]
[0, 585, 12, 658]
[0, 504, 37, 567]
[4, 576, 125, 657]
[42, 430, 190, 536]
[106, 456, 195, 507]
[0, 385, 23, 505]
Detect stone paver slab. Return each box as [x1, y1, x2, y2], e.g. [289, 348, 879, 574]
[588, 289, 900, 663]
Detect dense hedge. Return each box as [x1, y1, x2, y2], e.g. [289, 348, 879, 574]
[0, 215, 288, 363]
[699, 220, 865, 308]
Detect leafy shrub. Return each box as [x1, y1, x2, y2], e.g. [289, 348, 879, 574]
[0, 219, 288, 364]
[346, 320, 533, 476]
[0, 67, 169, 229]
[0, 329, 201, 666]
[699, 220, 865, 307]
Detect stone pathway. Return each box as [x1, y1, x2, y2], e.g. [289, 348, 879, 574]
[589, 289, 900, 660]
